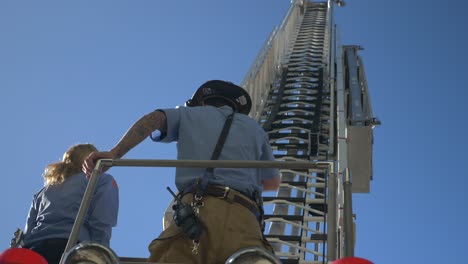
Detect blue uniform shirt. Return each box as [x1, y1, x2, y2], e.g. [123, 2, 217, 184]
[152, 105, 279, 198]
[23, 172, 119, 247]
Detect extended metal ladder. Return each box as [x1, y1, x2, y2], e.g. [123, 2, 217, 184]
[242, 0, 379, 263]
[255, 2, 330, 263]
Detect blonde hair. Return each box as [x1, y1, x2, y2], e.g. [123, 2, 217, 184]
[43, 144, 98, 185]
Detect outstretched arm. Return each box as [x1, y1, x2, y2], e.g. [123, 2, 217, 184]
[108, 110, 167, 159]
[83, 110, 167, 176]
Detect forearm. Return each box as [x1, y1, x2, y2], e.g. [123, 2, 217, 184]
[111, 111, 166, 158]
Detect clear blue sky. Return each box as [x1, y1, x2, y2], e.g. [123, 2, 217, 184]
[1, 1, 467, 263]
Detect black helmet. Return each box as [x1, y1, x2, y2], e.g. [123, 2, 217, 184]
[185, 80, 252, 115]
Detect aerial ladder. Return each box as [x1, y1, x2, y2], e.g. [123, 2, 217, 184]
[6, 0, 379, 263]
[241, 0, 380, 263]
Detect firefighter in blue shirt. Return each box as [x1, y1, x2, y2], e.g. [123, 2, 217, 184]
[83, 80, 281, 263]
[23, 143, 119, 264]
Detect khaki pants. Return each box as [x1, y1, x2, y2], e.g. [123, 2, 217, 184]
[148, 194, 273, 264]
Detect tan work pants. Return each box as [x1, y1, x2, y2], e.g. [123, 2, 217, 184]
[148, 194, 273, 264]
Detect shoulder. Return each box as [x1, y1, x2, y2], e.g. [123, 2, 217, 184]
[165, 105, 226, 119]
[157, 105, 199, 123]
[158, 105, 192, 115]
[33, 186, 47, 201]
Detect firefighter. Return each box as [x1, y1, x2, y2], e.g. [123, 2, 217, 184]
[83, 80, 281, 263]
[22, 144, 119, 264]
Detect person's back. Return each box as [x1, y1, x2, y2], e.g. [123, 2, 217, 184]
[24, 172, 118, 246]
[157, 104, 276, 198]
[23, 144, 119, 264]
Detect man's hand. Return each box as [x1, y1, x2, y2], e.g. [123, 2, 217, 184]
[82, 151, 116, 178]
[82, 110, 167, 178]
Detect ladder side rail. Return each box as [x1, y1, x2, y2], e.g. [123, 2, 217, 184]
[242, 2, 304, 121]
[326, 0, 336, 156]
[334, 23, 348, 260]
[241, 0, 299, 88]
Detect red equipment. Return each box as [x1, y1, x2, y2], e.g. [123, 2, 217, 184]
[332, 256, 373, 264]
[0, 248, 48, 264]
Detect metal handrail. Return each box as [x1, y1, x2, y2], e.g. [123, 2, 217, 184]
[61, 158, 330, 263]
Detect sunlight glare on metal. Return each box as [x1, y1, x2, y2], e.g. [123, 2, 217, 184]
[225, 247, 281, 264]
[61, 242, 120, 264]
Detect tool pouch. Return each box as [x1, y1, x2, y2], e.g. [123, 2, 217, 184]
[172, 201, 203, 240]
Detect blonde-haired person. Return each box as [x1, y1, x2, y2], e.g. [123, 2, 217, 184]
[22, 144, 119, 264]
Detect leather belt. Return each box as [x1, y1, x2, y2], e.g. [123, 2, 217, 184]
[193, 185, 261, 220]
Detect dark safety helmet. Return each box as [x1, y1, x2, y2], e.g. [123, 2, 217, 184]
[185, 80, 252, 115]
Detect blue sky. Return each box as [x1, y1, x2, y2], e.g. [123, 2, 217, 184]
[1, 1, 467, 263]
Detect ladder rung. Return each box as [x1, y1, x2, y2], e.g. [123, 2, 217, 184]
[265, 234, 327, 242]
[263, 197, 305, 203]
[264, 215, 324, 222]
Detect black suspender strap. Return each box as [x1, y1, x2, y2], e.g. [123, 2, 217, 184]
[196, 112, 235, 196]
[207, 112, 234, 172]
